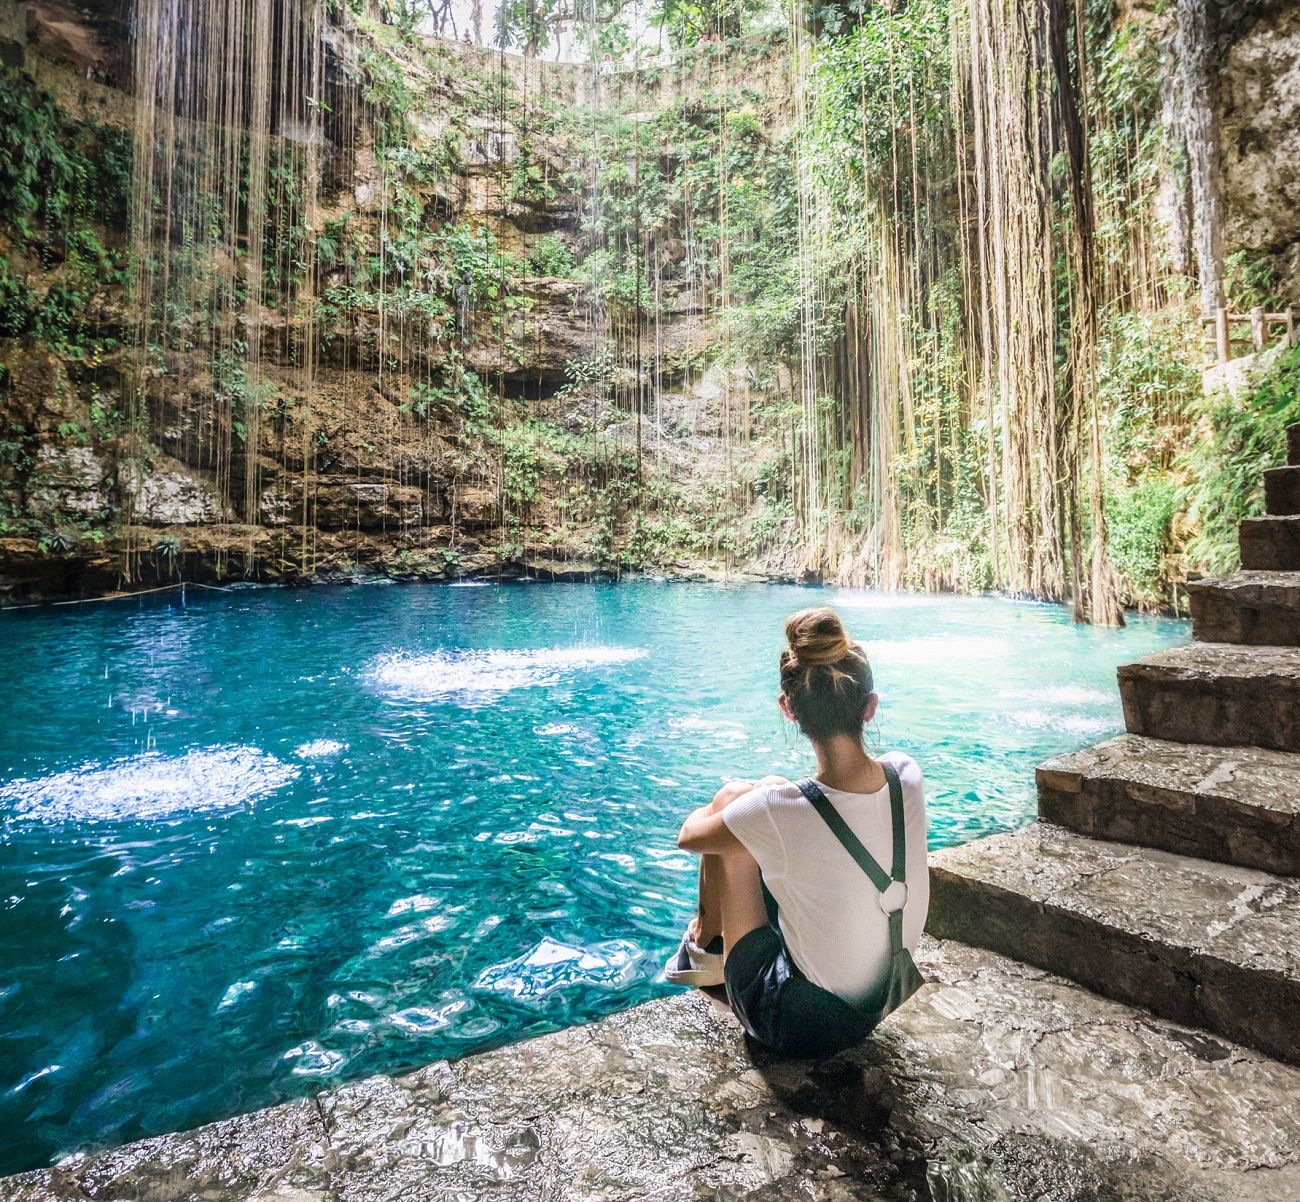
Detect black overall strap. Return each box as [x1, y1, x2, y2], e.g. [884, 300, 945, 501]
[797, 764, 908, 954]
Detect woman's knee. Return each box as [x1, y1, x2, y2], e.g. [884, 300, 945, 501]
[709, 779, 756, 813]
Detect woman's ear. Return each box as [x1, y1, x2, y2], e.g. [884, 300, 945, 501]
[862, 692, 879, 725]
[778, 692, 797, 723]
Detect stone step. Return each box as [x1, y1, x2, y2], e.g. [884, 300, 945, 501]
[928, 823, 1300, 1066]
[1188, 570, 1300, 645]
[1289, 421, 1300, 466]
[1266, 466, 1300, 515]
[1038, 734, 1300, 875]
[1118, 641, 1300, 751]
[1241, 514, 1300, 571]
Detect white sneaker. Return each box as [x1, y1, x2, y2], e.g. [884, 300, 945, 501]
[664, 929, 725, 988]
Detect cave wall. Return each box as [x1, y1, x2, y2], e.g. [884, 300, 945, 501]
[3, 0, 1297, 606]
[1216, 0, 1300, 299]
[0, 2, 764, 604]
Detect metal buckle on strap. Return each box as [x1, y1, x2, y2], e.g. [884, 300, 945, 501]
[878, 879, 908, 914]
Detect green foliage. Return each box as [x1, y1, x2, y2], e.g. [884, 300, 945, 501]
[0, 70, 129, 360]
[494, 419, 578, 509]
[1180, 343, 1300, 575]
[1223, 250, 1283, 313]
[0, 261, 33, 338]
[359, 41, 422, 118]
[527, 235, 575, 278]
[1106, 477, 1178, 603]
[440, 222, 512, 305]
[0, 69, 129, 245]
[653, 0, 773, 48]
[1097, 309, 1201, 476]
[405, 365, 492, 430]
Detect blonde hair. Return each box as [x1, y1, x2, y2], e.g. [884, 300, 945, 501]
[779, 607, 873, 740]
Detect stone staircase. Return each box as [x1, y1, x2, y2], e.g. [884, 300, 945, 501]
[929, 426, 1300, 1068]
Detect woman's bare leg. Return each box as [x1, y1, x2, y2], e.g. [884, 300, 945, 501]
[712, 848, 769, 957]
[691, 781, 755, 946]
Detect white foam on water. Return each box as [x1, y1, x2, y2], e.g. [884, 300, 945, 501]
[368, 645, 647, 701]
[389, 998, 472, 1033]
[294, 739, 347, 759]
[1009, 710, 1115, 737]
[535, 722, 581, 737]
[217, 980, 258, 1010]
[280, 1041, 346, 1076]
[385, 893, 442, 918]
[0, 746, 299, 824]
[8, 1064, 61, 1094]
[1038, 685, 1110, 706]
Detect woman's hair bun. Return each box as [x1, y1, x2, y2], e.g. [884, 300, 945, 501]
[783, 607, 854, 669]
[778, 607, 873, 740]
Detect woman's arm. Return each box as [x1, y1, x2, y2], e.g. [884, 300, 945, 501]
[677, 804, 743, 855]
[677, 776, 789, 855]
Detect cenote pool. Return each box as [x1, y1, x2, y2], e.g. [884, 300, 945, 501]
[0, 582, 1187, 1173]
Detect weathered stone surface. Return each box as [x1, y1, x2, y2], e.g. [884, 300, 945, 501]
[311, 480, 425, 532]
[1189, 570, 1300, 645]
[16, 0, 130, 89]
[451, 484, 499, 529]
[1119, 641, 1300, 751]
[5, 938, 1300, 1202]
[25, 445, 109, 520]
[1264, 466, 1300, 516]
[1038, 733, 1300, 875]
[517, 549, 617, 582]
[126, 459, 233, 526]
[929, 824, 1300, 1065]
[462, 278, 592, 389]
[1218, 1, 1300, 299]
[1240, 514, 1300, 571]
[0, 1097, 329, 1202]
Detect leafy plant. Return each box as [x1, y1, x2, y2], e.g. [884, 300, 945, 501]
[1180, 343, 1300, 574]
[527, 235, 576, 278]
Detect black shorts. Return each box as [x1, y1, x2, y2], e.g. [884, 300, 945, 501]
[723, 922, 871, 1058]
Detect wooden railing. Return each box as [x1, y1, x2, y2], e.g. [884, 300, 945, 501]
[1202, 306, 1298, 364]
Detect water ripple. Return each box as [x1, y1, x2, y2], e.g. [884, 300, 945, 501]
[474, 937, 647, 1006]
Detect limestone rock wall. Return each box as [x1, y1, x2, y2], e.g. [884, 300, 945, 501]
[0, 3, 767, 603]
[1217, 0, 1300, 298]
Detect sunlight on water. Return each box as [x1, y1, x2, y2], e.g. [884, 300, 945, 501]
[367, 645, 648, 699]
[0, 582, 1187, 1173]
[876, 634, 1016, 666]
[475, 937, 649, 1004]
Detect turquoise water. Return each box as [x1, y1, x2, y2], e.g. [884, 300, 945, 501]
[0, 582, 1186, 1173]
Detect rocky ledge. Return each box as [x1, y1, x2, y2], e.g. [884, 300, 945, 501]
[0, 529, 784, 608]
[4, 937, 1298, 1202]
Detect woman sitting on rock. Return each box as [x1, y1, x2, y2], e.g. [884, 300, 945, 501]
[666, 606, 929, 1056]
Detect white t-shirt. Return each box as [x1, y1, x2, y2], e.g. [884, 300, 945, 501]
[722, 752, 929, 1004]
